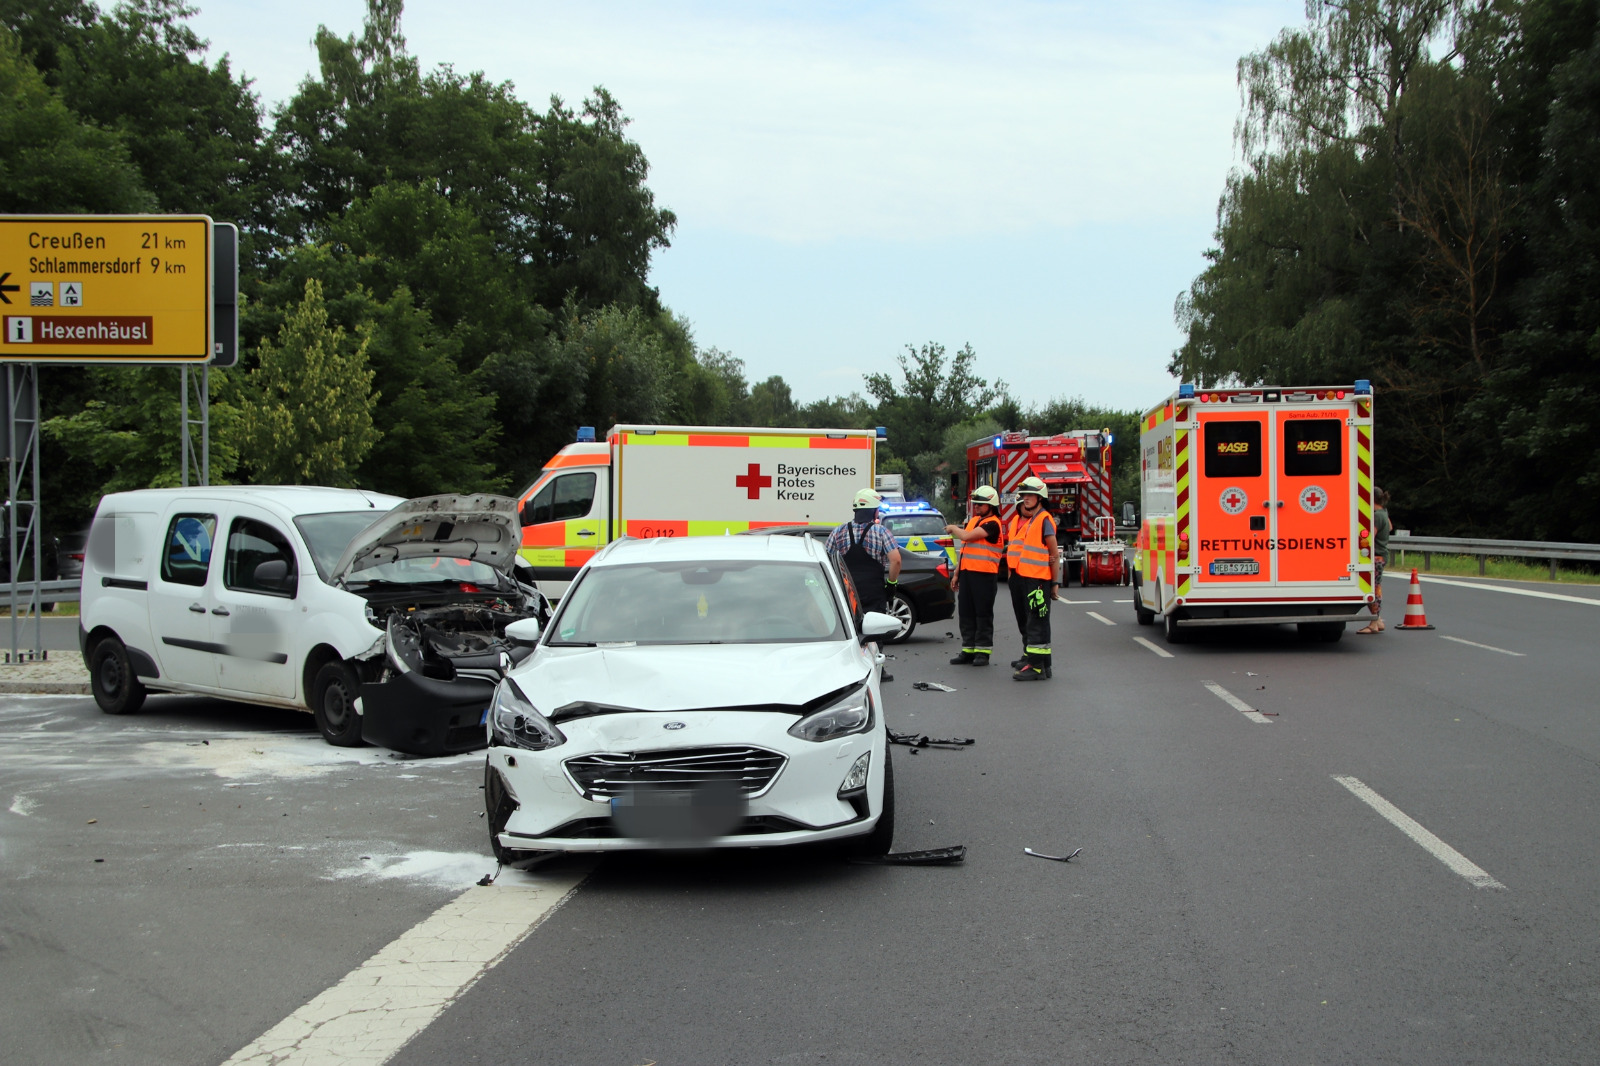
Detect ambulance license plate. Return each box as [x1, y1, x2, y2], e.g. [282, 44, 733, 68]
[1209, 558, 1260, 576]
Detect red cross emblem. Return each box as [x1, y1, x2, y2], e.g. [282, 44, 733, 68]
[735, 463, 772, 500]
[1219, 486, 1248, 514]
[1299, 485, 1329, 514]
[1225, 491, 1244, 508]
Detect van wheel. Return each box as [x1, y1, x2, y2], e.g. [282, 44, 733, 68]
[89, 636, 146, 715]
[312, 662, 365, 747]
[1132, 574, 1155, 625]
[1163, 611, 1190, 644]
[845, 749, 895, 858]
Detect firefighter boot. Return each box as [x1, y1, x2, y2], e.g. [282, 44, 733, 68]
[1012, 655, 1052, 682]
[970, 653, 990, 667]
[949, 651, 976, 665]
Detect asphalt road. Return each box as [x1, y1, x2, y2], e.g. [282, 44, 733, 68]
[3, 575, 1598, 1065]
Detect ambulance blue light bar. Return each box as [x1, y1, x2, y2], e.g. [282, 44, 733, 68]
[1178, 384, 1196, 399]
[576, 426, 596, 442]
[876, 426, 888, 438]
[1354, 379, 1371, 394]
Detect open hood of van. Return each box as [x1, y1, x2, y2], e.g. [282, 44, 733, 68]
[329, 494, 523, 586]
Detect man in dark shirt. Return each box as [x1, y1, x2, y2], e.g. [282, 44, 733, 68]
[945, 485, 1004, 665]
[825, 488, 902, 616]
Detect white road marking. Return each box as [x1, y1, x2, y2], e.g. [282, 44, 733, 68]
[1332, 776, 1505, 890]
[223, 864, 591, 1066]
[1439, 635, 1525, 657]
[1086, 611, 1117, 626]
[1058, 599, 1101, 604]
[1418, 576, 1600, 607]
[1201, 680, 1272, 724]
[1112, 599, 1133, 603]
[1133, 637, 1174, 658]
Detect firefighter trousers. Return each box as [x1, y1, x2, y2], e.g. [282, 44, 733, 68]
[956, 570, 997, 657]
[1009, 575, 1052, 670]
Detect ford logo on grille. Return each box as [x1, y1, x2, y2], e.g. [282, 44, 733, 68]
[663, 721, 686, 730]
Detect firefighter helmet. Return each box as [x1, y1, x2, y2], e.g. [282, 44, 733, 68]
[1017, 477, 1048, 499]
[970, 485, 1000, 506]
[852, 488, 883, 509]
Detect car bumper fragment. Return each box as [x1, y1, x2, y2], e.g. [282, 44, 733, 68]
[359, 672, 494, 757]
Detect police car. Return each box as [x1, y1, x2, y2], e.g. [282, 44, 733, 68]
[875, 500, 956, 565]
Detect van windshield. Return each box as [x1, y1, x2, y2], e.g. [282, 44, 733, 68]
[294, 511, 382, 582]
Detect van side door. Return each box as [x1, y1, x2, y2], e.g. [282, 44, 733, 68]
[146, 508, 222, 688]
[211, 507, 302, 698]
[519, 466, 610, 595]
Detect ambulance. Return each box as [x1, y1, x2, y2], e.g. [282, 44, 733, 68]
[517, 424, 882, 598]
[1134, 382, 1376, 643]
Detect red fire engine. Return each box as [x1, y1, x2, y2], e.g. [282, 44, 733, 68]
[953, 429, 1128, 585]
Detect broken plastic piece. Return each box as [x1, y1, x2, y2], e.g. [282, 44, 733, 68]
[476, 873, 495, 886]
[1025, 847, 1082, 863]
[888, 729, 974, 748]
[850, 845, 966, 865]
[911, 681, 957, 692]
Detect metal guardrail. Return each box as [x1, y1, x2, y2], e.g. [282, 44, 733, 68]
[1390, 534, 1600, 580]
[1, 579, 80, 610]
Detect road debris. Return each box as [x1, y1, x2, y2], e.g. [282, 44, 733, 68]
[888, 729, 974, 749]
[1025, 847, 1082, 863]
[912, 681, 957, 692]
[850, 845, 966, 866]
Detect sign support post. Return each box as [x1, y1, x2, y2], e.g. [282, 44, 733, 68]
[5, 364, 43, 662]
[180, 364, 210, 487]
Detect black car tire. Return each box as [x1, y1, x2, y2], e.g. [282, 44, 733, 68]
[845, 748, 895, 858]
[1135, 600, 1155, 626]
[89, 635, 146, 715]
[1163, 610, 1190, 644]
[312, 661, 366, 747]
[884, 591, 917, 643]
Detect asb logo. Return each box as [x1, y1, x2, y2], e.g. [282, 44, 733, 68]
[735, 463, 772, 499]
[1219, 487, 1249, 515]
[1299, 485, 1329, 513]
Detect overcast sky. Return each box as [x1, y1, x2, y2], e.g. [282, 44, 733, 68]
[188, 0, 1307, 412]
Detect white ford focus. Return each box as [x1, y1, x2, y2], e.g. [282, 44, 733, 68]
[484, 533, 898, 858]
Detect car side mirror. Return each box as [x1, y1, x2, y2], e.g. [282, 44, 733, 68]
[505, 617, 543, 646]
[253, 558, 294, 593]
[859, 611, 901, 642]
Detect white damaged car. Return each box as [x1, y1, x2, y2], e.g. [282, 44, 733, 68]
[484, 533, 899, 858]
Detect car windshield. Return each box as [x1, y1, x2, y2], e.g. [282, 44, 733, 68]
[293, 511, 507, 588]
[549, 561, 845, 645]
[881, 514, 946, 538]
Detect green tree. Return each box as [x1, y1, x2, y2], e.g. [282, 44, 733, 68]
[237, 279, 380, 486]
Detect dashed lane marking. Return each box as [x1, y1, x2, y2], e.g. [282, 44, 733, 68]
[1418, 576, 1600, 607]
[1439, 634, 1525, 657]
[1201, 680, 1272, 724]
[1133, 637, 1173, 658]
[1332, 775, 1506, 890]
[1058, 598, 1101, 604]
[1112, 599, 1133, 603]
[222, 863, 592, 1065]
[1086, 611, 1117, 626]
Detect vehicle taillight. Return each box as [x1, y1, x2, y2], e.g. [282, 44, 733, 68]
[69, 553, 84, 562]
[936, 536, 953, 546]
[1336, 390, 1346, 399]
[936, 561, 950, 580]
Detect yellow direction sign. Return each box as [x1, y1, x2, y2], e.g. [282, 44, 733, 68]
[0, 215, 212, 363]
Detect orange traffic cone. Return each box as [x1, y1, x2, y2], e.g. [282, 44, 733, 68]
[1395, 568, 1434, 630]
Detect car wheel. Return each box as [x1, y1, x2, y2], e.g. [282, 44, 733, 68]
[845, 748, 895, 858]
[1132, 574, 1155, 625]
[884, 591, 916, 643]
[312, 661, 365, 747]
[1163, 610, 1190, 644]
[89, 636, 146, 715]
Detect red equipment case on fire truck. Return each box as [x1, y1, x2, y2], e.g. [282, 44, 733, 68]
[954, 429, 1127, 585]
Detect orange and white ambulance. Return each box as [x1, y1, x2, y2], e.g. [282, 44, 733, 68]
[1133, 382, 1376, 643]
[516, 424, 882, 597]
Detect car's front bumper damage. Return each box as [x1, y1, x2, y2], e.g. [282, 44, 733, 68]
[359, 671, 494, 757]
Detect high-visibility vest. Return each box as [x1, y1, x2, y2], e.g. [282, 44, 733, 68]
[958, 516, 1003, 573]
[1007, 509, 1054, 579]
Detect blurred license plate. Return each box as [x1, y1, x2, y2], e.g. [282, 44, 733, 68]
[610, 784, 746, 841]
[1209, 558, 1260, 576]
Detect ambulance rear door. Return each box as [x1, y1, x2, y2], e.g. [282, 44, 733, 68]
[1192, 406, 1274, 589]
[1274, 404, 1356, 587]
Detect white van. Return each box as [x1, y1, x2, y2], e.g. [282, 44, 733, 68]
[80, 487, 546, 754]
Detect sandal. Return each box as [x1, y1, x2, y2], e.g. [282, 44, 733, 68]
[1356, 624, 1379, 635]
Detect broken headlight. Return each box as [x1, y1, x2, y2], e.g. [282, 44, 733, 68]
[787, 685, 873, 743]
[385, 615, 425, 675]
[488, 678, 566, 751]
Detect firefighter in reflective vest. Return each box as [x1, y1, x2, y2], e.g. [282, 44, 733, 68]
[944, 484, 1003, 666]
[1007, 477, 1061, 681]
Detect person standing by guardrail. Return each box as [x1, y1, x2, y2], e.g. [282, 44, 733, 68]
[1358, 487, 1392, 634]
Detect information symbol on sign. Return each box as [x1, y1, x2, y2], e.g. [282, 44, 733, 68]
[29, 282, 52, 307]
[60, 282, 83, 307]
[7, 316, 32, 343]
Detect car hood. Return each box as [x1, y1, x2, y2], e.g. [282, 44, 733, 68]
[330, 494, 523, 585]
[511, 640, 873, 720]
